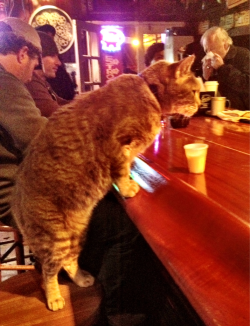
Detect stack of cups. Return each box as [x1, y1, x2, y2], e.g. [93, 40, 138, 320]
[204, 81, 219, 96]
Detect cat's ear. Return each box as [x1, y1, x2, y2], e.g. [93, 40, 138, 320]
[175, 55, 195, 78]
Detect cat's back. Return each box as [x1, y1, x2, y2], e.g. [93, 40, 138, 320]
[40, 73, 161, 147]
[18, 73, 161, 186]
[100, 73, 160, 115]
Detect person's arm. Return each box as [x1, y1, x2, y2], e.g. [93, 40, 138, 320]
[0, 73, 47, 154]
[26, 73, 70, 117]
[26, 76, 60, 117]
[56, 95, 70, 107]
[202, 59, 214, 81]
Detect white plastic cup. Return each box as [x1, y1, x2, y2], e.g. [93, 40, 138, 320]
[211, 97, 231, 116]
[204, 81, 219, 95]
[184, 143, 209, 174]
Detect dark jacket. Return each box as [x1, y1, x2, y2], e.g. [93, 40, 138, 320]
[0, 64, 47, 226]
[26, 71, 69, 117]
[47, 63, 76, 101]
[211, 45, 250, 111]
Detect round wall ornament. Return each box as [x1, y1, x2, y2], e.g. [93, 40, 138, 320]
[29, 5, 74, 54]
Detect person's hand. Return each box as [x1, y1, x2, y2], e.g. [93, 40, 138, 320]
[211, 53, 224, 70]
[202, 58, 213, 81]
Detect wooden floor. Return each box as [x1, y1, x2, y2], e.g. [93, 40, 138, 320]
[0, 231, 206, 326]
[0, 269, 103, 326]
[0, 231, 102, 325]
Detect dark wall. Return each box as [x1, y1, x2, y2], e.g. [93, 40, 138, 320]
[232, 35, 250, 50]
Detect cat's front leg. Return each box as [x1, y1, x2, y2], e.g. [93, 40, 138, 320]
[115, 161, 140, 198]
[116, 176, 140, 198]
[43, 272, 65, 311]
[115, 144, 140, 197]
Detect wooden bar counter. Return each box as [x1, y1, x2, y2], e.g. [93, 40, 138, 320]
[124, 116, 250, 326]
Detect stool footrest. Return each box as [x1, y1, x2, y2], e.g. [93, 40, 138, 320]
[0, 265, 35, 271]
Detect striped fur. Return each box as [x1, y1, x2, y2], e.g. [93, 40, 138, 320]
[12, 56, 200, 311]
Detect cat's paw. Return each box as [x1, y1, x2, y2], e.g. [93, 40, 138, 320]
[73, 269, 95, 287]
[119, 179, 140, 198]
[47, 295, 65, 311]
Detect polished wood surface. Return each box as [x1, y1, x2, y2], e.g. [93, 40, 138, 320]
[124, 116, 250, 326]
[0, 270, 102, 326]
[139, 116, 250, 223]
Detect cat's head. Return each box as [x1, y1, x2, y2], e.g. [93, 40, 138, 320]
[140, 55, 201, 117]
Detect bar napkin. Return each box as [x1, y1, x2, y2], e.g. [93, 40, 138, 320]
[201, 51, 214, 63]
[217, 110, 250, 122]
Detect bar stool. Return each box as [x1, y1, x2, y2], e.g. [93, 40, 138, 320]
[0, 223, 35, 280]
[0, 269, 102, 326]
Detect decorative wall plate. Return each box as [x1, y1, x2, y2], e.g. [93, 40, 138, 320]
[29, 5, 74, 54]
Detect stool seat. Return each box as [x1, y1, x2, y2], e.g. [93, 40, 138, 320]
[0, 270, 102, 326]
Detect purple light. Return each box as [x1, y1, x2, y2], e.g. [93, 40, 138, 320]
[100, 26, 125, 52]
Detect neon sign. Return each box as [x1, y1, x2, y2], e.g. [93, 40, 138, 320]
[100, 26, 125, 52]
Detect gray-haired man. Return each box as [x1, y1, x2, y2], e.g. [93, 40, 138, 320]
[201, 26, 249, 111]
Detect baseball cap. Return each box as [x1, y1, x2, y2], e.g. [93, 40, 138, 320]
[3, 17, 42, 52]
[37, 31, 58, 57]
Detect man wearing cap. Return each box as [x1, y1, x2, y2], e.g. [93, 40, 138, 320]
[0, 17, 47, 227]
[35, 24, 76, 101]
[26, 31, 69, 117]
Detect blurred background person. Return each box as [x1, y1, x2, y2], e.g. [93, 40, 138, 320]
[36, 24, 77, 100]
[201, 26, 249, 111]
[25, 31, 69, 117]
[144, 42, 164, 67]
[122, 43, 137, 74]
[183, 32, 206, 78]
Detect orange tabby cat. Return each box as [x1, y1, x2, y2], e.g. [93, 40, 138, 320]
[12, 56, 200, 311]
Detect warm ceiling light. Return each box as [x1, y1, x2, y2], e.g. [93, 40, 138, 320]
[132, 39, 139, 46]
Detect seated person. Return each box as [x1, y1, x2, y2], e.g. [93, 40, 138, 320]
[0, 18, 47, 227]
[26, 31, 69, 117]
[201, 26, 250, 111]
[35, 24, 77, 101]
[144, 42, 164, 67]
